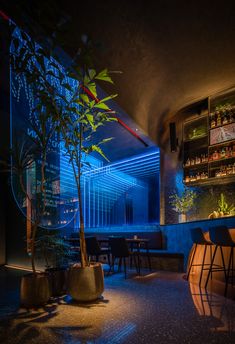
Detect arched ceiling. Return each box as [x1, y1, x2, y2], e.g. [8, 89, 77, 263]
[3, 0, 235, 150]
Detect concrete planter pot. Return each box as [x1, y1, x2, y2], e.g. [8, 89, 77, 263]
[68, 262, 104, 302]
[20, 272, 51, 308]
[46, 267, 68, 296]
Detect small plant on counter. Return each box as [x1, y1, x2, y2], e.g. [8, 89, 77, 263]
[208, 193, 235, 219]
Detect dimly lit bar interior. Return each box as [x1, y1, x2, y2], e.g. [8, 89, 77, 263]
[1, 1, 235, 343]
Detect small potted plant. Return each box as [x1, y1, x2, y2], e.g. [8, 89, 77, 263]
[208, 193, 235, 219]
[169, 187, 197, 223]
[36, 228, 71, 296]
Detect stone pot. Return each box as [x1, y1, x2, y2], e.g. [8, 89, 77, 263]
[178, 213, 187, 223]
[20, 272, 51, 308]
[46, 267, 68, 296]
[67, 262, 104, 302]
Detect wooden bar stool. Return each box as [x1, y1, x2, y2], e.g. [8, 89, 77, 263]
[187, 227, 213, 286]
[205, 226, 235, 297]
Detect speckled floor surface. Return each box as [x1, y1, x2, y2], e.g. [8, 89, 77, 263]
[0, 266, 235, 344]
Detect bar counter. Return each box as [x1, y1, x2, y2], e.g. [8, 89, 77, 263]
[187, 227, 235, 284]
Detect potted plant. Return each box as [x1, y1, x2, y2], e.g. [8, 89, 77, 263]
[10, 23, 118, 302]
[9, 128, 53, 307]
[169, 187, 197, 223]
[9, 25, 63, 307]
[208, 193, 235, 219]
[60, 68, 117, 302]
[36, 228, 71, 296]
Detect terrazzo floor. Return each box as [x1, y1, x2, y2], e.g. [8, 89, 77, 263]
[0, 266, 235, 344]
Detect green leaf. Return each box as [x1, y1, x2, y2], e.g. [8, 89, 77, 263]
[93, 102, 110, 110]
[95, 68, 113, 84]
[88, 69, 96, 80]
[98, 137, 114, 145]
[89, 100, 96, 108]
[98, 94, 118, 104]
[80, 93, 90, 104]
[86, 82, 97, 98]
[84, 74, 90, 85]
[86, 114, 94, 126]
[91, 145, 109, 161]
[75, 100, 85, 107]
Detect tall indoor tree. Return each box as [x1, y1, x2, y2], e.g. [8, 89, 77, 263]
[10, 21, 119, 301]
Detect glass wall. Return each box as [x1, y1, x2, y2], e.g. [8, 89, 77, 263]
[10, 25, 160, 238]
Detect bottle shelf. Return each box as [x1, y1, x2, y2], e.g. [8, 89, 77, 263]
[209, 138, 235, 148]
[208, 156, 235, 164]
[184, 175, 235, 186]
[182, 89, 235, 187]
[209, 120, 235, 130]
[183, 161, 208, 169]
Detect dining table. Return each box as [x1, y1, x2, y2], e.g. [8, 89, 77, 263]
[65, 236, 152, 272]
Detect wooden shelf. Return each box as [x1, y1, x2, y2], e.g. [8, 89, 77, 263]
[182, 88, 235, 187]
[183, 161, 208, 169]
[183, 134, 208, 143]
[209, 138, 235, 148]
[184, 175, 235, 186]
[208, 156, 235, 163]
[209, 120, 235, 130]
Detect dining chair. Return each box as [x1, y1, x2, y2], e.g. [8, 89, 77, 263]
[108, 237, 139, 278]
[85, 236, 111, 265]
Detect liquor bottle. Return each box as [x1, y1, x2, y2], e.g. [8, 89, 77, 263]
[210, 113, 216, 128]
[217, 112, 222, 126]
[195, 156, 201, 164]
[229, 110, 234, 123]
[191, 157, 195, 165]
[201, 154, 207, 163]
[225, 146, 229, 158]
[220, 147, 226, 158]
[222, 112, 228, 125]
[185, 158, 190, 166]
[213, 150, 219, 160]
[232, 163, 235, 174]
[221, 166, 227, 176]
[233, 145, 235, 157]
[196, 172, 201, 180]
[227, 164, 232, 175]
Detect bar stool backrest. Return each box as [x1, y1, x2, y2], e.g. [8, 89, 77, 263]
[191, 227, 208, 244]
[109, 237, 130, 258]
[85, 236, 101, 255]
[209, 226, 234, 246]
